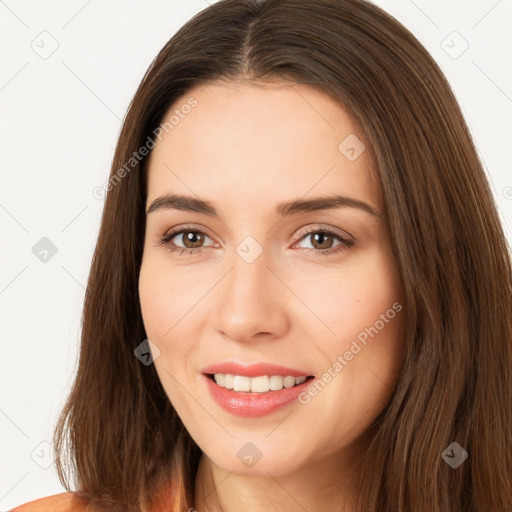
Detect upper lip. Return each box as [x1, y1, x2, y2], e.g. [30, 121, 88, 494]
[201, 361, 314, 378]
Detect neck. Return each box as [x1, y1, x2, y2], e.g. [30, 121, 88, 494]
[192, 445, 366, 512]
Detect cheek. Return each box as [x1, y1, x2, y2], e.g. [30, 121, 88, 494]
[138, 261, 196, 402]
[138, 257, 211, 404]
[299, 249, 405, 397]
[295, 249, 402, 341]
[138, 257, 200, 340]
[138, 265, 168, 340]
[138, 264, 187, 369]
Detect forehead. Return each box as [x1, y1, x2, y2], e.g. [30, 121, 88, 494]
[146, 81, 379, 214]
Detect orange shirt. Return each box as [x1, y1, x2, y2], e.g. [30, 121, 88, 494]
[10, 492, 88, 512]
[10, 478, 177, 512]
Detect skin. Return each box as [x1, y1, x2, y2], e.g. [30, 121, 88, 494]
[138, 81, 407, 512]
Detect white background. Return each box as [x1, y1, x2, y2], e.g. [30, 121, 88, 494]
[0, 0, 511, 509]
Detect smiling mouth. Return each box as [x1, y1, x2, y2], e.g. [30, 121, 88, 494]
[205, 373, 315, 393]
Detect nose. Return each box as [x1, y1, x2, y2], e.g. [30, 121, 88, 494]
[212, 247, 290, 344]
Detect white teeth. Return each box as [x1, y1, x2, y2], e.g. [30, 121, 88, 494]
[233, 375, 251, 392]
[269, 375, 283, 391]
[215, 373, 225, 387]
[213, 373, 309, 393]
[283, 376, 295, 388]
[224, 374, 234, 390]
[251, 375, 269, 392]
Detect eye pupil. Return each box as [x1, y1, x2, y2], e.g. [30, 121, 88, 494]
[311, 232, 333, 250]
[184, 230, 204, 248]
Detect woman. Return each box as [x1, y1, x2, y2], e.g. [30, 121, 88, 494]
[12, 0, 512, 511]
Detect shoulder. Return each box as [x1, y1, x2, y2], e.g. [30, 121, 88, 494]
[10, 492, 89, 512]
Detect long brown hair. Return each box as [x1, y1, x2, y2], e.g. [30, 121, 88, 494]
[53, 1, 512, 511]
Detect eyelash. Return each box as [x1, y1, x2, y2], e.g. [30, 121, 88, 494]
[158, 224, 355, 257]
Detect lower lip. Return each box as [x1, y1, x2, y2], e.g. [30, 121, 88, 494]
[203, 374, 315, 418]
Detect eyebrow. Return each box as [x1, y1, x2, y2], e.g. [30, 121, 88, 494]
[146, 193, 381, 219]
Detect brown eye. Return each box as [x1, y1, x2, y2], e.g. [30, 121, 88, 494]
[160, 226, 215, 255]
[294, 227, 355, 257]
[179, 230, 205, 249]
[309, 231, 336, 250]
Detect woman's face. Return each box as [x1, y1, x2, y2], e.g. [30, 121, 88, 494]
[139, 81, 406, 477]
